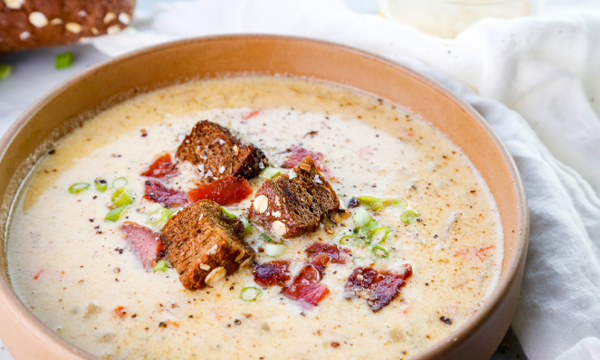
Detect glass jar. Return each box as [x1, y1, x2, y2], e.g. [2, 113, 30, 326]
[378, 0, 533, 38]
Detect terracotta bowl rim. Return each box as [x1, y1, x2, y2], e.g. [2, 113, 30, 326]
[0, 34, 529, 360]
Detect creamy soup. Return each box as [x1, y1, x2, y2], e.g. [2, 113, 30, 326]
[6, 76, 502, 360]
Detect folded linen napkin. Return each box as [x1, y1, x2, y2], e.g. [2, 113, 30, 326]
[87, 1, 599, 359]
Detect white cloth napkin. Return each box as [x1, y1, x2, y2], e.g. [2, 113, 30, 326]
[91, 1, 600, 359]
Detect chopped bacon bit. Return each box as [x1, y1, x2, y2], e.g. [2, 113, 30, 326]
[344, 264, 412, 312]
[282, 253, 331, 307]
[144, 179, 188, 208]
[305, 242, 351, 264]
[33, 269, 44, 280]
[243, 109, 261, 121]
[282, 145, 323, 169]
[120, 222, 164, 269]
[281, 243, 350, 308]
[113, 306, 127, 319]
[141, 153, 179, 179]
[253, 261, 291, 287]
[187, 175, 252, 206]
[281, 277, 330, 308]
[281, 146, 334, 179]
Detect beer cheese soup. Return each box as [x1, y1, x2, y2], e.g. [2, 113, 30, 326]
[6, 76, 502, 360]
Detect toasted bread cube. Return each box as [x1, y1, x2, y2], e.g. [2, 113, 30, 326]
[161, 200, 255, 290]
[176, 120, 267, 181]
[249, 156, 339, 238]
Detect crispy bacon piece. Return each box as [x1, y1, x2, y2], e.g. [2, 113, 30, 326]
[252, 260, 291, 287]
[141, 153, 179, 179]
[120, 222, 164, 269]
[143, 179, 188, 208]
[281, 252, 332, 307]
[344, 264, 413, 312]
[187, 175, 253, 206]
[113, 306, 127, 320]
[281, 262, 330, 307]
[305, 242, 351, 264]
[282, 145, 323, 169]
[243, 109, 261, 121]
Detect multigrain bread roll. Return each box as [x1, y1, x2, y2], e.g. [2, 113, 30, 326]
[0, 0, 135, 52]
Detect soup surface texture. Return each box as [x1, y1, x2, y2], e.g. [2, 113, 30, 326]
[6, 76, 502, 360]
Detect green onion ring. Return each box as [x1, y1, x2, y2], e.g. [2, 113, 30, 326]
[356, 196, 383, 211]
[104, 205, 127, 222]
[371, 244, 390, 259]
[401, 210, 419, 225]
[94, 178, 108, 192]
[240, 287, 262, 302]
[111, 177, 128, 189]
[111, 187, 134, 206]
[221, 207, 237, 219]
[153, 260, 168, 273]
[147, 207, 169, 225]
[68, 182, 90, 194]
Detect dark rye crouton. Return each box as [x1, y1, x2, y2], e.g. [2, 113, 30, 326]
[176, 120, 267, 181]
[249, 156, 339, 238]
[160, 200, 255, 290]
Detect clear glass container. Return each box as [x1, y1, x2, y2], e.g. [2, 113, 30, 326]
[378, 0, 533, 38]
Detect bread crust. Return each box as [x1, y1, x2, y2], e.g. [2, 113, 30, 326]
[0, 0, 135, 52]
[160, 200, 255, 290]
[176, 120, 268, 182]
[249, 156, 339, 238]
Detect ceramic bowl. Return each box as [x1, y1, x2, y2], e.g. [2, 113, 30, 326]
[0, 35, 528, 360]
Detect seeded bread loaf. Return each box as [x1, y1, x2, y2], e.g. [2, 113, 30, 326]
[0, 0, 135, 52]
[160, 199, 255, 290]
[249, 156, 339, 238]
[176, 120, 268, 182]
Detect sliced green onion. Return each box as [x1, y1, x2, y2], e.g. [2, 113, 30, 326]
[240, 219, 253, 237]
[94, 178, 108, 192]
[367, 227, 390, 245]
[382, 197, 408, 210]
[111, 177, 128, 189]
[104, 205, 127, 222]
[260, 233, 273, 243]
[153, 260, 168, 273]
[356, 196, 383, 211]
[0, 64, 12, 80]
[363, 220, 378, 233]
[55, 52, 74, 69]
[339, 234, 358, 246]
[401, 210, 419, 225]
[167, 208, 180, 220]
[353, 207, 374, 227]
[69, 182, 90, 194]
[264, 243, 287, 257]
[371, 244, 390, 258]
[221, 207, 237, 219]
[147, 207, 169, 225]
[240, 287, 262, 302]
[111, 187, 133, 206]
[260, 166, 284, 179]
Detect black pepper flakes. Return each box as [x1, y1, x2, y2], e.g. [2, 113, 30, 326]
[440, 316, 452, 325]
[234, 319, 242, 325]
[347, 197, 359, 208]
[158, 322, 167, 328]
